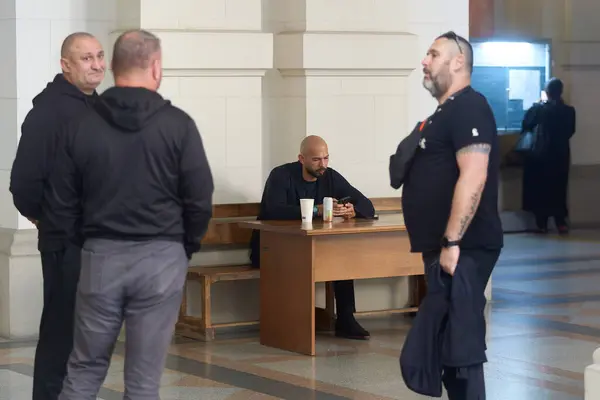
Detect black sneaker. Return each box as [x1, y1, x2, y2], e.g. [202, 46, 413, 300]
[335, 315, 370, 340]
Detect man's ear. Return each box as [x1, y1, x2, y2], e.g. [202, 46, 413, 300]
[60, 57, 70, 73]
[452, 53, 466, 73]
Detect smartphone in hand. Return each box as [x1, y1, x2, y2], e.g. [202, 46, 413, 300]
[337, 196, 352, 205]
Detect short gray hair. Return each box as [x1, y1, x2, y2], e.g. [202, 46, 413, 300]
[111, 29, 161, 76]
[61, 32, 96, 58]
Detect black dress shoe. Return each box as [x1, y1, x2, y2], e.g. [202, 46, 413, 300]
[335, 315, 370, 340]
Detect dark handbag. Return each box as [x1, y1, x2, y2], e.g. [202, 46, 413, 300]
[389, 121, 423, 189]
[514, 130, 537, 153]
[514, 103, 548, 157]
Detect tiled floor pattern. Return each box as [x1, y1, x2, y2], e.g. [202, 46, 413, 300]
[1, 230, 600, 399]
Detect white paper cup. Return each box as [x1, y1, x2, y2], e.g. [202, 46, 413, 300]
[301, 221, 313, 230]
[300, 198, 314, 223]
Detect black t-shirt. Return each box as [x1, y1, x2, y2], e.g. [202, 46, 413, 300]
[402, 86, 503, 253]
[300, 180, 318, 202]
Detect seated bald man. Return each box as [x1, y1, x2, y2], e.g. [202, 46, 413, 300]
[250, 135, 375, 340]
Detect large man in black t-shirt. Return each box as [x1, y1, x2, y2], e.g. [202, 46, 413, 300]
[401, 32, 503, 399]
[251, 135, 375, 340]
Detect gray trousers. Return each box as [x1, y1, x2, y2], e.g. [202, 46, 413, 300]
[58, 239, 188, 400]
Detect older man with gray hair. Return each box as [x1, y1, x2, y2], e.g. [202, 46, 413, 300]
[51, 29, 214, 399]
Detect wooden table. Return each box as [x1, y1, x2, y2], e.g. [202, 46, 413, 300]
[239, 214, 423, 356]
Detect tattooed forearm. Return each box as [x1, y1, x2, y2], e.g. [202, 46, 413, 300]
[443, 141, 491, 241]
[457, 183, 485, 238]
[446, 180, 485, 241]
[456, 143, 491, 156]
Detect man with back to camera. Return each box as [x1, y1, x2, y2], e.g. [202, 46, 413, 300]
[521, 77, 576, 234]
[48, 29, 214, 399]
[9, 32, 105, 400]
[250, 135, 375, 340]
[401, 32, 503, 398]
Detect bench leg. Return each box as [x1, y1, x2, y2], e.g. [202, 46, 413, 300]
[201, 275, 215, 341]
[409, 275, 427, 308]
[179, 281, 188, 318]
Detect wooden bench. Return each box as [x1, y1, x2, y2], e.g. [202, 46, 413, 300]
[176, 198, 425, 341]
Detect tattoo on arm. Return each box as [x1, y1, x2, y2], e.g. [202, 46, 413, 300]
[445, 142, 490, 241]
[456, 143, 491, 156]
[458, 182, 485, 238]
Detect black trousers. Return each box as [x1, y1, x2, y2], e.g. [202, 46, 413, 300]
[33, 244, 81, 400]
[333, 280, 356, 317]
[422, 248, 500, 400]
[251, 252, 357, 318]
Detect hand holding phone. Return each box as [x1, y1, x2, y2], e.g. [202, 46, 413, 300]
[333, 197, 355, 219]
[337, 196, 352, 205]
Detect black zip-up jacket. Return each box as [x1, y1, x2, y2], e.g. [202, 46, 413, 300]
[47, 86, 214, 258]
[250, 161, 375, 266]
[10, 74, 97, 251]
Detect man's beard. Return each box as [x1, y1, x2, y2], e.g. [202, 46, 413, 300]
[423, 67, 451, 99]
[307, 167, 326, 179]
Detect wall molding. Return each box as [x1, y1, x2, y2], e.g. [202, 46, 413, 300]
[0, 228, 38, 258]
[162, 69, 269, 77]
[278, 68, 414, 77]
[274, 31, 419, 72]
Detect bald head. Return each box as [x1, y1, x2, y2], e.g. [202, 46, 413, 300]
[436, 31, 473, 74]
[61, 32, 97, 58]
[112, 30, 161, 77]
[59, 32, 105, 94]
[300, 135, 328, 155]
[299, 135, 329, 180]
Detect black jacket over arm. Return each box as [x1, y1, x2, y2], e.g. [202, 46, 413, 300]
[250, 161, 374, 266]
[399, 257, 487, 397]
[10, 74, 97, 251]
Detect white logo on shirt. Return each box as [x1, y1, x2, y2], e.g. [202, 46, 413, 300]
[472, 128, 479, 137]
[419, 138, 426, 149]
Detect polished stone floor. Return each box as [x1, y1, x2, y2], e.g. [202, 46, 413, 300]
[1, 230, 599, 399]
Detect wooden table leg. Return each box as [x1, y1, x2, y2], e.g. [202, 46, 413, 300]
[260, 231, 315, 356]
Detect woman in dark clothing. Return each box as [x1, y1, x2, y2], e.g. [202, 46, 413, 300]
[521, 78, 576, 233]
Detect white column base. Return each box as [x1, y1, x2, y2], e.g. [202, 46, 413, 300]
[0, 228, 43, 339]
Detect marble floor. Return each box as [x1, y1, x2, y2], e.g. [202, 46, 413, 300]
[2, 230, 600, 399]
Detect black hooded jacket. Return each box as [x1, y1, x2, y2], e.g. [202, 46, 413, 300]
[10, 74, 97, 251]
[47, 87, 214, 257]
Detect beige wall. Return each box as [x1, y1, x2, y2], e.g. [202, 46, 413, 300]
[0, 0, 469, 337]
[492, 0, 600, 228]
